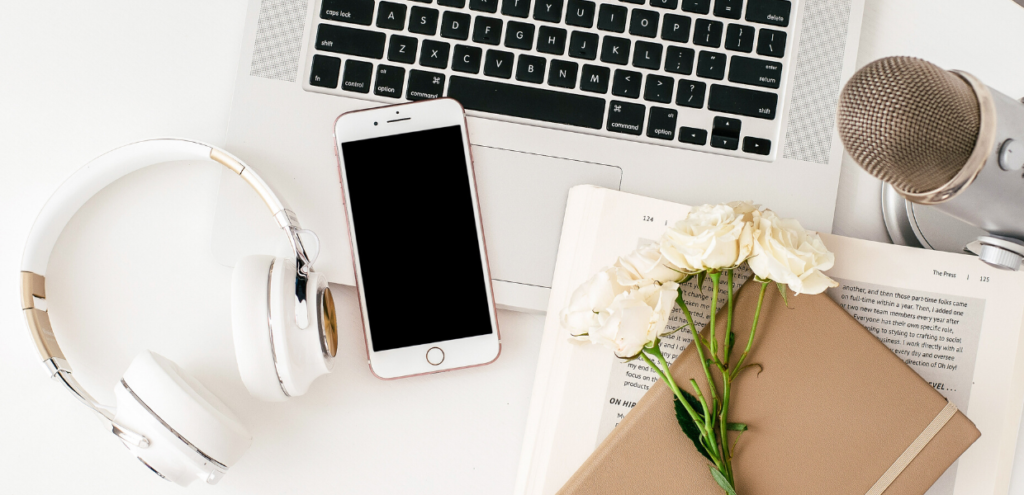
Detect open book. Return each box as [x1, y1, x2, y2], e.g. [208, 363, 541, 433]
[514, 186, 1024, 495]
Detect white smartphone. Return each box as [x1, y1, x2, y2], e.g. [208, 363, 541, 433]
[333, 98, 501, 379]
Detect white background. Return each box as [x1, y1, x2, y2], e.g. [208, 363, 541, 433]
[2, 0, 1024, 493]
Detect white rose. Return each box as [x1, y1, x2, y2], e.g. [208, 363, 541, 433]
[588, 281, 680, 358]
[617, 242, 686, 283]
[560, 266, 635, 338]
[748, 209, 838, 295]
[659, 201, 757, 271]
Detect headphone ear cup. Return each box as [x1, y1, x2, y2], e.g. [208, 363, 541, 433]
[113, 351, 251, 486]
[232, 254, 289, 401]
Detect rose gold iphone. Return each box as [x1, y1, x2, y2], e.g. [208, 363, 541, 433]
[333, 98, 500, 379]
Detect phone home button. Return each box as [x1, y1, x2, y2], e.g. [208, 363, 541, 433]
[426, 347, 445, 366]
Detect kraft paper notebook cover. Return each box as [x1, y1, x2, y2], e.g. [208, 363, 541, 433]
[559, 282, 980, 494]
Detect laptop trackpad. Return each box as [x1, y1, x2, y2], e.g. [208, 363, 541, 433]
[471, 145, 621, 289]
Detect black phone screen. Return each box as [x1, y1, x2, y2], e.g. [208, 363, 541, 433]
[340, 125, 493, 352]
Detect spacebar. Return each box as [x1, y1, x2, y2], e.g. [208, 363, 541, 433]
[447, 76, 605, 130]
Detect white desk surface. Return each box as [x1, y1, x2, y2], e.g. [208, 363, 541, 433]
[3, 1, 1024, 493]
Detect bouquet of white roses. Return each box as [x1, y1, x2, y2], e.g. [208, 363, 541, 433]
[560, 201, 837, 495]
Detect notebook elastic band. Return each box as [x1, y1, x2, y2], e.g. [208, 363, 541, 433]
[866, 401, 959, 495]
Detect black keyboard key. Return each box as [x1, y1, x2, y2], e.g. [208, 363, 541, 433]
[756, 29, 786, 58]
[647, 107, 677, 140]
[388, 35, 419, 64]
[441, 12, 472, 39]
[644, 74, 673, 103]
[407, 70, 446, 100]
[453, 45, 483, 73]
[601, 36, 631, 65]
[724, 24, 754, 52]
[316, 24, 386, 59]
[679, 126, 708, 145]
[607, 100, 645, 135]
[746, 0, 791, 27]
[409, 7, 440, 35]
[682, 0, 711, 14]
[597, 4, 628, 32]
[708, 84, 778, 119]
[729, 55, 781, 88]
[321, 0, 375, 25]
[620, 0, 643, 4]
[374, 64, 405, 97]
[502, 0, 532, 17]
[342, 59, 373, 93]
[711, 116, 741, 150]
[310, 55, 342, 88]
[420, 40, 451, 68]
[675, 79, 706, 107]
[505, 21, 536, 49]
[473, 16, 504, 44]
[714, 0, 743, 19]
[743, 136, 771, 155]
[632, 41, 663, 70]
[376, 2, 407, 29]
[516, 54, 547, 83]
[448, 76, 606, 128]
[534, 0, 565, 21]
[696, 50, 726, 79]
[661, 14, 691, 43]
[568, 31, 599, 59]
[484, 49, 515, 78]
[693, 19, 723, 47]
[612, 69, 642, 98]
[650, 0, 679, 10]
[565, 0, 596, 27]
[629, 9, 659, 38]
[580, 64, 610, 93]
[438, 0, 466, 6]
[665, 46, 695, 74]
[470, 0, 499, 12]
[537, 26, 567, 54]
[548, 60, 579, 88]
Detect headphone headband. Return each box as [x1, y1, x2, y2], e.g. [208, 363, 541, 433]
[19, 138, 312, 425]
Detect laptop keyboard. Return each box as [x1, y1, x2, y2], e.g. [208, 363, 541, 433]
[304, 0, 794, 161]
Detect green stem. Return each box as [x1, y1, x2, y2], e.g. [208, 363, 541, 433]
[725, 269, 735, 364]
[709, 272, 720, 363]
[676, 292, 720, 412]
[641, 352, 706, 436]
[720, 371, 733, 482]
[731, 281, 770, 380]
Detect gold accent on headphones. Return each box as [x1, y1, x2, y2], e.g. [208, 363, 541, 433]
[320, 287, 339, 358]
[209, 148, 245, 174]
[22, 271, 64, 361]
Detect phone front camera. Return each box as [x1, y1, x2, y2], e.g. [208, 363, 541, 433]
[374, 122, 378, 126]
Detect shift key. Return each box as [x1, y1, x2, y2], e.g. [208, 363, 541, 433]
[315, 23, 386, 59]
[321, 0, 375, 25]
[708, 84, 777, 119]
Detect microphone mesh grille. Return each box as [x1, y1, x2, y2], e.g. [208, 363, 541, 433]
[837, 56, 980, 194]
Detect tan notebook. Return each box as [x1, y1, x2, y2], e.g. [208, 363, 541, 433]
[559, 281, 980, 494]
[514, 188, 1024, 495]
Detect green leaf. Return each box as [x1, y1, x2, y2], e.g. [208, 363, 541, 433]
[725, 331, 736, 360]
[673, 394, 712, 463]
[726, 422, 747, 431]
[709, 466, 738, 495]
[696, 271, 707, 294]
[776, 282, 789, 307]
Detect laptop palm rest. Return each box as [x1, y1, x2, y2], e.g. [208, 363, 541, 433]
[210, 143, 621, 313]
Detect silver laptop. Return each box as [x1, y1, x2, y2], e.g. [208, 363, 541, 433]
[213, 0, 865, 312]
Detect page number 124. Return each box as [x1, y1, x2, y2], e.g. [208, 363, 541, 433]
[643, 215, 654, 222]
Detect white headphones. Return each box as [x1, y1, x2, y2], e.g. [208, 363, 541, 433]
[19, 139, 339, 486]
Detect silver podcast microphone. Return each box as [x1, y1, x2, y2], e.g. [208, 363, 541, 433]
[837, 56, 1024, 270]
